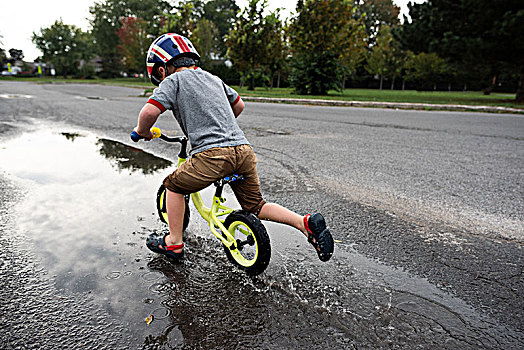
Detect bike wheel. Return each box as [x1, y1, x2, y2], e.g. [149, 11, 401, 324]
[223, 210, 271, 276]
[156, 184, 190, 231]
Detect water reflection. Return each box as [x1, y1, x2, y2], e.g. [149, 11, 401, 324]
[96, 138, 172, 175]
[56, 131, 172, 175]
[61, 132, 83, 142]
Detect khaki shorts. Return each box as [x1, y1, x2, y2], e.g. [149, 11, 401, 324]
[163, 144, 266, 215]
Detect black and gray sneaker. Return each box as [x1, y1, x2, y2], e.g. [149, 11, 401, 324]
[304, 213, 334, 262]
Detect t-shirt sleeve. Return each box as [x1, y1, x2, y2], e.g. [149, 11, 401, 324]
[147, 79, 176, 112]
[222, 82, 241, 106]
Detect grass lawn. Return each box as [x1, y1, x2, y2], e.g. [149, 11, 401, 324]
[0, 76, 152, 89]
[2, 76, 521, 110]
[236, 86, 522, 109]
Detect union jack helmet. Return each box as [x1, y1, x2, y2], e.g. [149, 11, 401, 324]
[146, 33, 200, 86]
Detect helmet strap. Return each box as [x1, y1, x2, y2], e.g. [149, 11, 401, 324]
[160, 62, 168, 80]
[150, 62, 168, 86]
[151, 62, 168, 86]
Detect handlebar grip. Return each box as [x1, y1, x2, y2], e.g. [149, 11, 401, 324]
[130, 131, 142, 142]
[151, 127, 161, 139]
[130, 127, 162, 142]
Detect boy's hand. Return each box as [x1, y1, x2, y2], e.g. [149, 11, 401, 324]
[133, 127, 153, 141]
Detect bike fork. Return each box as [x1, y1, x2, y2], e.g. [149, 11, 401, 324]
[209, 195, 237, 250]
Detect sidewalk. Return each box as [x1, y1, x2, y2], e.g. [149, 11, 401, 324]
[242, 96, 524, 114]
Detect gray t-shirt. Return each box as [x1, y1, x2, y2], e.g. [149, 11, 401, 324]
[148, 68, 249, 155]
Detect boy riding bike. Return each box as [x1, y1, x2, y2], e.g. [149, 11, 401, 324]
[134, 33, 334, 263]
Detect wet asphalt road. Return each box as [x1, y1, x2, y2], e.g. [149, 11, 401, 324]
[0, 81, 523, 349]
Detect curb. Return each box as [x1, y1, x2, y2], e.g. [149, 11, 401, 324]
[242, 96, 523, 114]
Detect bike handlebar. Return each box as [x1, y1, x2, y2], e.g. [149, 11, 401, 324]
[130, 127, 188, 159]
[130, 126, 161, 142]
[130, 127, 187, 144]
[159, 134, 187, 143]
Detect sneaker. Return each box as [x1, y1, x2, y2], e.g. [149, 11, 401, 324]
[304, 213, 334, 262]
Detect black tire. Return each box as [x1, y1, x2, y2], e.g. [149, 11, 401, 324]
[223, 210, 271, 276]
[156, 184, 190, 232]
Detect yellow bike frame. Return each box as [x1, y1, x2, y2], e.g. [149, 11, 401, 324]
[177, 156, 238, 250]
[138, 129, 263, 269]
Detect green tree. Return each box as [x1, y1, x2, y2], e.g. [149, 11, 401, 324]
[202, 0, 240, 57]
[354, 0, 400, 45]
[161, 1, 196, 37]
[0, 34, 6, 69]
[400, 50, 416, 90]
[160, 0, 239, 59]
[381, 25, 404, 90]
[8, 49, 24, 61]
[411, 52, 447, 90]
[365, 47, 386, 89]
[0, 48, 6, 68]
[365, 25, 401, 90]
[387, 50, 404, 90]
[261, 10, 287, 88]
[193, 18, 220, 67]
[32, 20, 94, 77]
[226, 0, 282, 90]
[76, 30, 97, 78]
[398, 0, 524, 100]
[117, 16, 150, 74]
[89, 0, 170, 77]
[339, 10, 367, 89]
[497, 7, 524, 100]
[288, 0, 363, 95]
[90, 0, 129, 77]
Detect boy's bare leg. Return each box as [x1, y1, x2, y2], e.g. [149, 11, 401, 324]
[259, 202, 334, 262]
[258, 203, 307, 236]
[165, 190, 185, 253]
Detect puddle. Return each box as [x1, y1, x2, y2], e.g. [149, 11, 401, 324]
[0, 127, 522, 349]
[0, 130, 172, 266]
[0, 128, 177, 339]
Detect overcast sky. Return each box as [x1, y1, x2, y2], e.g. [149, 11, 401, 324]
[0, 0, 424, 62]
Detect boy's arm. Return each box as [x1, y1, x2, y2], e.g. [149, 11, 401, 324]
[135, 103, 162, 139]
[223, 81, 244, 117]
[232, 97, 245, 118]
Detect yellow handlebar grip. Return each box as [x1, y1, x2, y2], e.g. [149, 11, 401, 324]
[151, 127, 161, 139]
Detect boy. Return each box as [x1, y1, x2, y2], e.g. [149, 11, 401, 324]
[134, 33, 333, 262]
